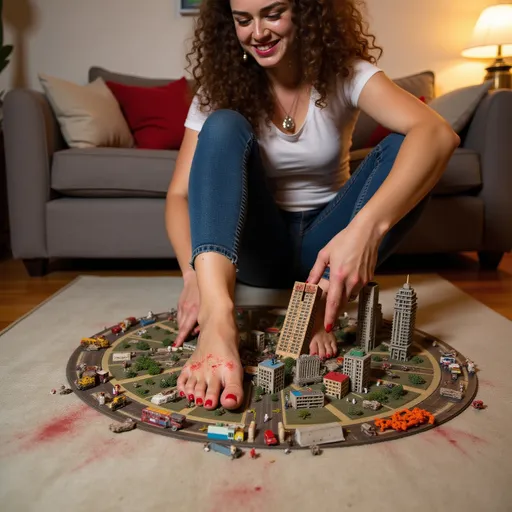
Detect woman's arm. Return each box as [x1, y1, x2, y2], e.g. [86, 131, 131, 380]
[165, 127, 199, 277]
[309, 72, 460, 328]
[351, 72, 460, 238]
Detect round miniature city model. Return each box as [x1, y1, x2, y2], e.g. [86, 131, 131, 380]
[67, 286, 479, 450]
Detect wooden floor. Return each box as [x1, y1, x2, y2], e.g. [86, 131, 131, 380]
[0, 252, 511, 331]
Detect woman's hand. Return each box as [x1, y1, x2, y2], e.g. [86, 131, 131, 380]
[307, 220, 384, 331]
[174, 272, 201, 347]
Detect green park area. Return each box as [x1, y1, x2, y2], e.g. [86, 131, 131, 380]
[135, 325, 178, 344]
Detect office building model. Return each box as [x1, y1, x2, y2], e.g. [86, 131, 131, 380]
[293, 354, 323, 386]
[342, 348, 371, 393]
[276, 282, 321, 359]
[356, 281, 380, 352]
[389, 276, 418, 362]
[257, 358, 285, 394]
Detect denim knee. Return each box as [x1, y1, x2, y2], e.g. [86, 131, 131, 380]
[378, 133, 405, 154]
[199, 109, 254, 145]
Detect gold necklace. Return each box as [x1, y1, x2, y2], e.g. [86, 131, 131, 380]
[272, 84, 302, 132]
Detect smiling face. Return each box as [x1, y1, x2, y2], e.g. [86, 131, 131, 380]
[230, 0, 296, 69]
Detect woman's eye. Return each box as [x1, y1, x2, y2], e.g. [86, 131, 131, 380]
[267, 13, 281, 20]
[236, 18, 250, 26]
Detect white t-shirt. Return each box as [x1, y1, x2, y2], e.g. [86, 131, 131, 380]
[184, 60, 382, 212]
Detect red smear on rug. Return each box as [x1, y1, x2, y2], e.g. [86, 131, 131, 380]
[210, 485, 265, 512]
[72, 437, 129, 472]
[478, 378, 495, 388]
[432, 427, 469, 456]
[14, 404, 96, 451]
[436, 426, 485, 444]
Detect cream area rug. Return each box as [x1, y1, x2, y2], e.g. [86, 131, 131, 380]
[0, 274, 511, 512]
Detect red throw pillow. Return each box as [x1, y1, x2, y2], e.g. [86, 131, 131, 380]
[106, 77, 192, 150]
[365, 96, 426, 148]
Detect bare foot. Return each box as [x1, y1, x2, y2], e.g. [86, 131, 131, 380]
[176, 310, 244, 411]
[309, 281, 338, 359]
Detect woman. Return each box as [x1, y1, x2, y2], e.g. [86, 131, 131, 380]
[165, 0, 459, 411]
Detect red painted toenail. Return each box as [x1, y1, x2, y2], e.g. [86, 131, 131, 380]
[225, 394, 236, 402]
[312, 352, 318, 356]
[205, 399, 213, 407]
[326, 353, 332, 358]
[196, 398, 203, 406]
[188, 394, 194, 402]
[325, 323, 333, 333]
[179, 391, 185, 397]
[172, 343, 176, 347]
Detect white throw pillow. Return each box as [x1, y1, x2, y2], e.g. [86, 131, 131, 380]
[38, 73, 134, 149]
[428, 80, 493, 133]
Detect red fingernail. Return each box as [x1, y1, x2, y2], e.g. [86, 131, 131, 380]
[225, 394, 236, 402]
[188, 394, 194, 402]
[205, 399, 213, 407]
[326, 323, 333, 333]
[196, 398, 203, 406]
[179, 391, 185, 397]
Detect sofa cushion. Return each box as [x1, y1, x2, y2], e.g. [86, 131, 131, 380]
[351, 70, 435, 151]
[51, 148, 177, 197]
[349, 147, 481, 196]
[106, 78, 192, 150]
[38, 74, 134, 149]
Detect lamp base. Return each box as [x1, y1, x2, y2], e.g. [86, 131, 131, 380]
[484, 58, 512, 89]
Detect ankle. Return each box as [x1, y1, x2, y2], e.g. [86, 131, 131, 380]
[198, 299, 235, 325]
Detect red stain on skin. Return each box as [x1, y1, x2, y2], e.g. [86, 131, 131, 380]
[190, 361, 202, 371]
[225, 361, 235, 371]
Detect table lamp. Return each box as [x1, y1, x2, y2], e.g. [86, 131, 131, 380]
[462, 4, 512, 89]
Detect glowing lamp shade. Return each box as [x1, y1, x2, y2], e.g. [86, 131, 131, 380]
[462, 4, 512, 59]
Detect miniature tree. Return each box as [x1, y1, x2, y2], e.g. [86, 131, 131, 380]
[320, 384, 327, 393]
[368, 389, 390, 403]
[271, 393, 279, 402]
[172, 354, 180, 362]
[411, 356, 424, 364]
[409, 374, 426, 385]
[136, 341, 150, 351]
[372, 355, 383, 362]
[126, 369, 138, 378]
[159, 378, 171, 388]
[298, 410, 311, 420]
[162, 337, 172, 347]
[390, 384, 405, 400]
[154, 326, 161, 330]
[145, 378, 155, 386]
[348, 406, 363, 416]
[142, 334, 152, 340]
[168, 372, 179, 387]
[137, 388, 149, 396]
[122, 342, 131, 349]
[255, 385, 265, 396]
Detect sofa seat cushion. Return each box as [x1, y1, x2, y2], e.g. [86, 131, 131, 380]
[51, 148, 177, 197]
[349, 147, 481, 196]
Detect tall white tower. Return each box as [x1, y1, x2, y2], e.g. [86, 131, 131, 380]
[389, 276, 418, 362]
[356, 282, 379, 352]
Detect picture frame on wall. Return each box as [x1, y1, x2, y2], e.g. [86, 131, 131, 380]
[180, 0, 202, 15]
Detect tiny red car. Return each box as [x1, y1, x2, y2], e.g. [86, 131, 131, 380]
[264, 430, 278, 446]
[472, 400, 485, 410]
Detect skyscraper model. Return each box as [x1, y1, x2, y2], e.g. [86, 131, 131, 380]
[389, 276, 418, 362]
[276, 282, 321, 359]
[356, 281, 379, 352]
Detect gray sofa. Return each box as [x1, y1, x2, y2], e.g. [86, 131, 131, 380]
[3, 67, 512, 276]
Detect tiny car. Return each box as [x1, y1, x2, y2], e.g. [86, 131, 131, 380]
[472, 400, 485, 410]
[264, 430, 278, 446]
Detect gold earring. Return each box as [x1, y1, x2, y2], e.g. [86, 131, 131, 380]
[242, 50, 248, 62]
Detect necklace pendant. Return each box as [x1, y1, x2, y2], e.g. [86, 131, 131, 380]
[282, 115, 295, 132]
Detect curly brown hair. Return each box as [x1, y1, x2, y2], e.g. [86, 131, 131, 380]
[185, 0, 382, 134]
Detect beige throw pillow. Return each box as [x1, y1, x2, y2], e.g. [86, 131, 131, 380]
[428, 80, 493, 133]
[38, 73, 134, 149]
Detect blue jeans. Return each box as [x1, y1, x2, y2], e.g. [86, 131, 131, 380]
[188, 110, 429, 288]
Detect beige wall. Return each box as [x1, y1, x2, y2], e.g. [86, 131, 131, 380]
[0, 0, 503, 95]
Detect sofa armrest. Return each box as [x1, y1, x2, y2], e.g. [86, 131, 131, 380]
[463, 89, 512, 252]
[3, 89, 65, 258]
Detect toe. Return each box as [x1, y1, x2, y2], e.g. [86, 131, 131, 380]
[309, 339, 319, 356]
[194, 380, 207, 406]
[185, 376, 197, 403]
[316, 340, 327, 359]
[220, 368, 244, 410]
[177, 367, 190, 398]
[330, 338, 338, 357]
[204, 376, 222, 410]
